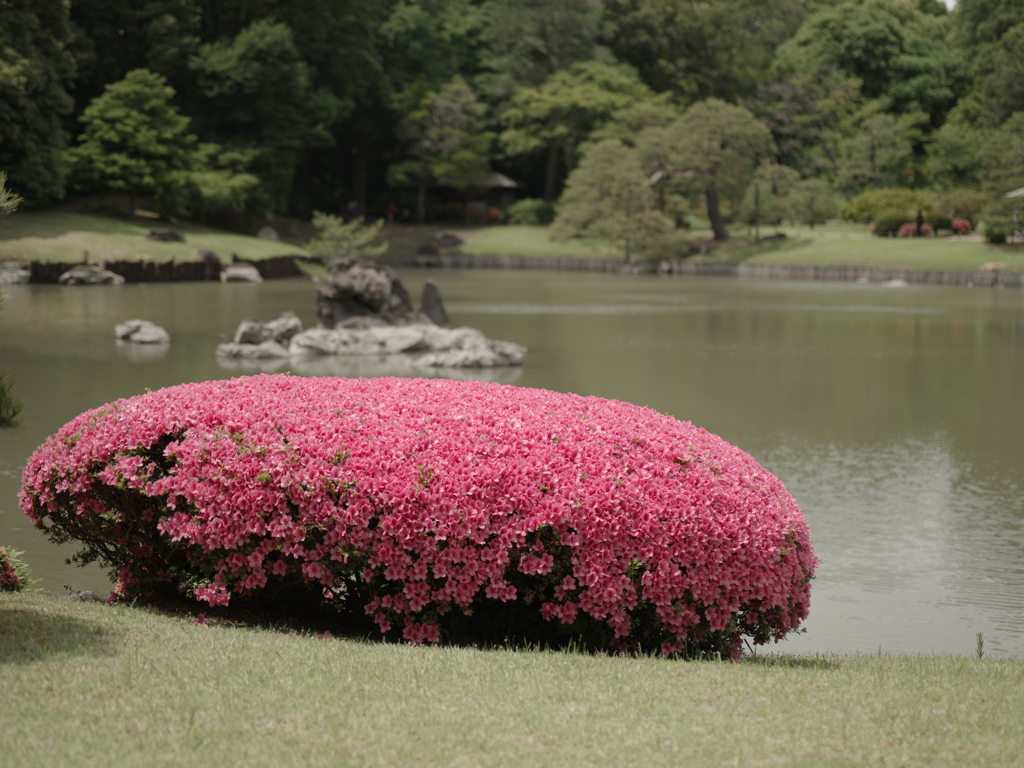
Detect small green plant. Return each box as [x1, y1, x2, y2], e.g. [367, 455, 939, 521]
[976, 632, 985, 660]
[305, 213, 388, 261]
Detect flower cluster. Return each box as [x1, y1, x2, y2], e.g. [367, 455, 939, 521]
[898, 221, 934, 237]
[952, 218, 972, 235]
[0, 546, 26, 592]
[20, 375, 817, 656]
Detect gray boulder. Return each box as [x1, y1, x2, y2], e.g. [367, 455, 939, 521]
[216, 340, 291, 359]
[221, 263, 264, 283]
[58, 265, 126, 286]
[287, 324, 525, 368]
[316, 258, 422, 327]
[421, 280, 450, 327]
[115, 319, 171, 344]
[0, 262, 29, 284]
[233, 311, 303, 344]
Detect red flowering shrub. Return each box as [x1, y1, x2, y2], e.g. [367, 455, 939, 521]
[20, 376, 817, 657]
[897, 222, 934, 237]
[952, 218, 972, 234]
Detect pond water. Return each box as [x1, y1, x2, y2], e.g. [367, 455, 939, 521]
[2, 271, 1023, 658]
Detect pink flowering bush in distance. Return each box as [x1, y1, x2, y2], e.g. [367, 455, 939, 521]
[952, 218, 972, 235]
[20, 375, 817, 657]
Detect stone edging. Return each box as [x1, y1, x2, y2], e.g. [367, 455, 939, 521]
[380, 253, 1024, 287]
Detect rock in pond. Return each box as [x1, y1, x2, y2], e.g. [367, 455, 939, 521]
[220, 263, 264, 283]
[115, 319, 171, 344]
[58, 265, 126, 286]
[0, 262, 29, 284]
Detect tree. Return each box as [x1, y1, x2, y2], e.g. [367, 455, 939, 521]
[550, 139, 673, 261]
[638, 99, 776, 240]
[305, 213, 387, 261]
[793, 178, 839, 229]
[64, 69, 198, 214]
[387, 76, 493, 223]
[834, 104, 922, 196]
[499, 62, 657, 201]
[188, 20, 331, 211]
[479, 0, 606, 94]
[978, 111, 1024, 197]
[774, 0, 957, 127]
[924, 107, 987, 189]
[603, 0, 807, 103]
[0, 0, 76, 203]
[738, 164, 801, 232]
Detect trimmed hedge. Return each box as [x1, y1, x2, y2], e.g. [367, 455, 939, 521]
[20, 376, 817, 657]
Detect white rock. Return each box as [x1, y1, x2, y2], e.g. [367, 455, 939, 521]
[114, 319, 171, 344]
[221, 263, 264, 283]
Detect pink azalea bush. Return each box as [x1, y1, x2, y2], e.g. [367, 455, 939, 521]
[0, 546, 31, 592]
[898, 221, 934, 237]
[0, 547, 22, 591]
[952, 218, 972, 234]
[20, 375, 817, 657]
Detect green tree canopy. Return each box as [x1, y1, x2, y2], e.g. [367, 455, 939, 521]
[603, 0, 807, 103]
[500, 62, 658, 201]
[0, 0, 76, 203]
[387, 76, 493, 223]
[775, 0, 957, 126]
[550, 138, 672, 260]
[64, 69, 198, 213]
[637, 99, 776, 240]
[188, 20, 331, 210]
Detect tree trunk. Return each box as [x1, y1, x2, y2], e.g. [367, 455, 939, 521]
[129, 190, 136, 218]
[417, 183, 426, 224]
[543, 139, 560, 202]
[706, 187, 729, 241]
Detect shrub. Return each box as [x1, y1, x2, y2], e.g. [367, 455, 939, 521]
[503, 198, 557, 225]
[925, 210, 952, 232]
[952, 218, 972, 234]
[981, 198, 1022, 244]
[840, 188, 932, 223]
[873, 210, 908, 236]
[19, 376, 817, 657]
[936, 189, 990, 227]
[0, 546, 35, 592]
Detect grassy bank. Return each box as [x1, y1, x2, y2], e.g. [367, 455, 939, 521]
[0, 211, 306, 263]
[4, 212, 1022, 274]
[2, 593, 1022, 768]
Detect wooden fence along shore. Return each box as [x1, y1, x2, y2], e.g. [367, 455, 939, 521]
[22, 252, 1024, 288]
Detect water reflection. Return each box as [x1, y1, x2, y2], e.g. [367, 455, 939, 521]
[216, 354, 525, 384]
[2, 272, 1022, 657]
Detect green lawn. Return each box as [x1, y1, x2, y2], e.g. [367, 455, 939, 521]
[0, 211, 306, 263]
[440, 221, 1023, 271]
[2, 592, 1023, 768]
[5, 213, 1020, 273]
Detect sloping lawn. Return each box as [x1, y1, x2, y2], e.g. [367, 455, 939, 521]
[0, 211, 306, 263]
[2, 592, 1023, 768]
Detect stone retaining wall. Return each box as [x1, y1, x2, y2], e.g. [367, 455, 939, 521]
[28, 254, 322, 283]
[381, 253, 1024, 287]
[23, 251, 1024, 288]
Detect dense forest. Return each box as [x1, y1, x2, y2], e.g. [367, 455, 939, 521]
[1, 0, 1022, 244]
